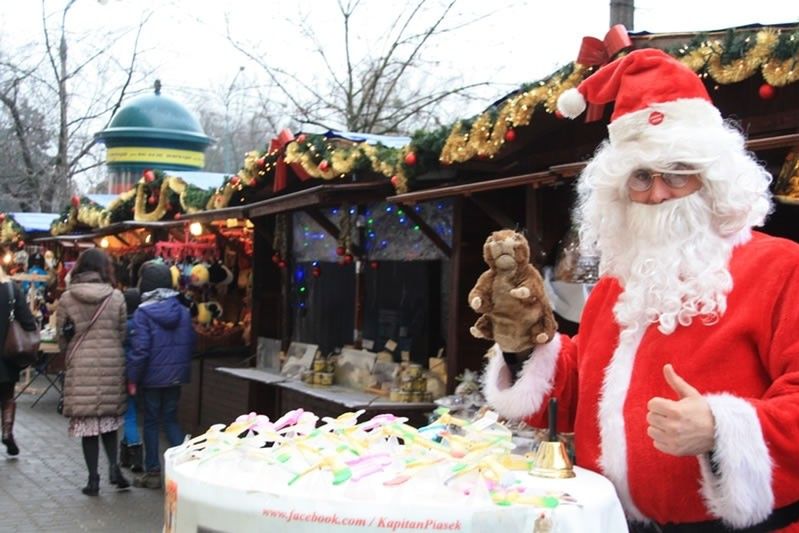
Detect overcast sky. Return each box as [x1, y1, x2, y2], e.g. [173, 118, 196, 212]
[1, 0, 797, 123]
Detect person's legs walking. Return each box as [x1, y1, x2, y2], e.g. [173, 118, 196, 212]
[0, 383, 18, 456]
[121, 394, 143, 471]
[135, 387, 162, 489]
[162, 386, 185, 447]
[101, 430, 129, 489]
[81, 436, 100, 496]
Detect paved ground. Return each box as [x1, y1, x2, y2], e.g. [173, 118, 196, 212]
[1, 378, 164, 533]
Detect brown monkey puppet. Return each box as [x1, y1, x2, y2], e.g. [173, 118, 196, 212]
[468, 229, 557, 352]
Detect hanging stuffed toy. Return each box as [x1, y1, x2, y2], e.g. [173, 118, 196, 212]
[208, 261, 234, 294]
[468, 229, 558, 353]
[190, 263, 210, 287]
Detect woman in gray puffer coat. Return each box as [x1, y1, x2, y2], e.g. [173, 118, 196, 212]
[57, 249, 129, 496]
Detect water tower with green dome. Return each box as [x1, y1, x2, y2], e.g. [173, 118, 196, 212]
[95, 80, 213, 194]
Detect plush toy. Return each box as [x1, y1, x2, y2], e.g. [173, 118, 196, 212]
[468, 229, 557, 353]
[190, 263, 210, 287]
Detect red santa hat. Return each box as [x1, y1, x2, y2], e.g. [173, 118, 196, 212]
[557, 48, 722, 145]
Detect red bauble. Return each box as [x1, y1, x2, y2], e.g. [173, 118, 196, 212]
[143, 169, 155, 183]
[504, 128, 517, 142]
[297, 134, 307, 144]
[256, 157, 266, 168]
[230, 175, 241, 186]
[370, 261, 379, 270]
[335, 246, 345, 256]
[278, 260, 287, 269]
[71, 195, 81, 208]
[390, 175, 400, 187]
[148, 195, 158, 206]
[318, 160, 330, 172]
[758, 83, 776, 100]
[554, 110, 564, 119]
[343, 254, 353, 264]
[311, 267, 321, 278]
[174, 212, 181, 220]
[404, 152, 417, 166]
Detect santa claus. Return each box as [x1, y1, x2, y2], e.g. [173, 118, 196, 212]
[483, 48, 799, 531]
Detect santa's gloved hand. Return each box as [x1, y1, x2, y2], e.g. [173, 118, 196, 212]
[646, 364, 715, 456]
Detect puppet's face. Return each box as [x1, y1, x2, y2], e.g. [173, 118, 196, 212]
[483, 230, 529, 272]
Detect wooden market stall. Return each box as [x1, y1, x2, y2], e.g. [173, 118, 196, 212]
[213, 22, 799, 429]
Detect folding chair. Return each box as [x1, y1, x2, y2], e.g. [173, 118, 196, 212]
[15, 346, 64, 407]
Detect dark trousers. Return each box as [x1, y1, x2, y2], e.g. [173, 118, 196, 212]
[141, 386, 185, 473]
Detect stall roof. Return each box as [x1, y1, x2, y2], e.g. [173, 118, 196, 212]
[324, 130, 410, 149]
[10, 212, 60, 233]
[386, 132, 799, 204]
[247, 182, 392, 219]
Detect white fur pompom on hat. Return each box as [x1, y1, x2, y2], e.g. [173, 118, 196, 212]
[556, 88, 587, 119]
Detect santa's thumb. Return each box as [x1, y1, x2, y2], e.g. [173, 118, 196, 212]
[663, 364, 700, 399]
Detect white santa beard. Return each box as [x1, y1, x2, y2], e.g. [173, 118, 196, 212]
[600, 194, 734, 336]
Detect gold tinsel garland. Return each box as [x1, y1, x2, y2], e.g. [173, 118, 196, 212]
[440, 27, 798, 166]
[439, 65, 586, 165]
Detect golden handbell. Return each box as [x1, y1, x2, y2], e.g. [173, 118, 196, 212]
[529, 398, 575, 479]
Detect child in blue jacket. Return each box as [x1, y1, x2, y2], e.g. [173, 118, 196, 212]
[127, 260, 195, 489]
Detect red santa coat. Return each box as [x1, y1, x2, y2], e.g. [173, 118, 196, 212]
[484, 231, 799, 530]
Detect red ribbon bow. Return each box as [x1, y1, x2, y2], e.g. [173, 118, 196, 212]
[269, 129, 311, 193]
[576, 24, 632, 122]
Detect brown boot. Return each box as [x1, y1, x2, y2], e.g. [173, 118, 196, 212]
[1, 400, 19, 456]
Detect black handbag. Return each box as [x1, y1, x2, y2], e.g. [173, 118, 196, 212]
[3, 282, 40, 368]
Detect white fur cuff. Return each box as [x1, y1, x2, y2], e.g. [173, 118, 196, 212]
[481, 335, 562, 421]
[699, 394, 774, 528]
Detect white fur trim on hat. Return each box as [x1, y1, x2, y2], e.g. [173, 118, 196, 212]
[481, 335, 561, 421]
[698, 393, 773, 528]
[608, 98, 722, 145]
[557, 88, 587, 119]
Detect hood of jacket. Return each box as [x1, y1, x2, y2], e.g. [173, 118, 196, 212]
[138, 295, 185, 330]
[66, 272, 114, 304]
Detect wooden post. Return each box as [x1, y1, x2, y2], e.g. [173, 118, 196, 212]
[352, 205, 366, 349]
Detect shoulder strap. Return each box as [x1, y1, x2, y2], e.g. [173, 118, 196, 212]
[65, 293, 114, 363]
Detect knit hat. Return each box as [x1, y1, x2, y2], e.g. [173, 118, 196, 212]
[138, 260, 173, 294]
[557, 48, 722, 145]
[123, 288, 141, 316]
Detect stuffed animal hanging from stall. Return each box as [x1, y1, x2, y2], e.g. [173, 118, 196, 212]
[468, 229, 557, 353]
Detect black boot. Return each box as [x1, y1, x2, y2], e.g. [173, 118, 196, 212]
[1, 400, 19, 456]
[119, 441, 131, 468]
[109, 464, 130, 490]
[82, 474, 100, 496]
[129, 444, 143, 473]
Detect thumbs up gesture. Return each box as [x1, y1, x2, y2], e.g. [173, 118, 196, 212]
[646, 364, 716, 456]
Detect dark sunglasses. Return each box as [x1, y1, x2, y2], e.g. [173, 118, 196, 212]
[627, 166, 699, 192]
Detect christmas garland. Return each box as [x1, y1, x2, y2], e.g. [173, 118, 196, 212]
[0, 214, 25, 245]
[39, 23, 799, 236]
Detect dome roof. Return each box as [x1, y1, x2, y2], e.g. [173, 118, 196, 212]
[96, 86, 211, 146]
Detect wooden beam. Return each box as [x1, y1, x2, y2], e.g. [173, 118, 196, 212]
[247, 182, 389, 219]
[387, 171, 555, 204]
[467, 196, 519, 231]
[303, 207, 340, 240]
[396, 203, 452, 258]
[746, 133, 799, 152]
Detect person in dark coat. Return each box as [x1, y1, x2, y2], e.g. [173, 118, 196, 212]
[127, 260, 195, 489]
[0, 265, 38, 456]
[119, 288, 143, 472]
